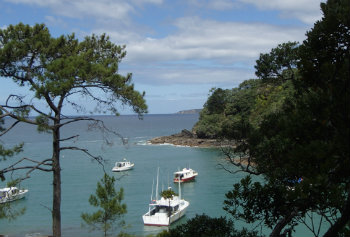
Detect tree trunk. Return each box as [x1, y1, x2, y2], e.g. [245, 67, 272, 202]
[52, 121, 61, 237]
[270, 210, 297, 237]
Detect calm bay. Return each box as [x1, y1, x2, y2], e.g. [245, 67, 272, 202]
[0, 114, 327, 236]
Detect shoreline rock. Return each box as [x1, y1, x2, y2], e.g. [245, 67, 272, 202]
[148, 129, 232, 148]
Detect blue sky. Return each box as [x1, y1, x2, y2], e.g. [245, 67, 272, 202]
[0, 0, 323, 114]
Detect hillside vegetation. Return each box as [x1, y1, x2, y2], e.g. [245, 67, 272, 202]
[190, 1, 350, 235]
[193, 42, 298, 140]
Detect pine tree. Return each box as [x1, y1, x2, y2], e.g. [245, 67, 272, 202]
[81, 173, 127, 237]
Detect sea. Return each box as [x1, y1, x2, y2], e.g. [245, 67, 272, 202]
[0, 114, 329, 237]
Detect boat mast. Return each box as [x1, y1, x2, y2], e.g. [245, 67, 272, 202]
[178, 178, 181, 200]
[151, 178, 154, 201]
[156, 167, 159, 201]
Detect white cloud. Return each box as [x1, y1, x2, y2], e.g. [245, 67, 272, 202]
[117, 17, 306, 65]
[97, 15, 308, 87]
[123, 65, 253, 86]
[3, 0, 324, 113]
[188, 0, 239, 10]
[239, 0, 323, 24]
[207, 0, 238, 10]
[6, 0, 162, 21]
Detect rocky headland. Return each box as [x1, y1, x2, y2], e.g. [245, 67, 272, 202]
[148, 129, 232, 148]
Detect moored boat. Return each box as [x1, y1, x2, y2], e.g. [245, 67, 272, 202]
[173, 168, 198, 183]
[143, 168, 189, 226]
[112, 158, 134, 172]
[0, 187, 28, 203]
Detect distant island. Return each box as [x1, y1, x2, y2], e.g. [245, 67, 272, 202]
[176, 109, 202, 114]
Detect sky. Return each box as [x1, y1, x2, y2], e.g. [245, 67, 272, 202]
[0, 0, 324, 115]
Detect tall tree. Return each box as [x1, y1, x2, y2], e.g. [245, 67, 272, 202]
[224, 0, 349, 236]
[0, 23, 147, 237]
[81, 173, 127, 237]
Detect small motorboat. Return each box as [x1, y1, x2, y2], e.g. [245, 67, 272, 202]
[112, 158, 134, 172]
[0, 186, 28, 203]
[173, 168, 198, 183]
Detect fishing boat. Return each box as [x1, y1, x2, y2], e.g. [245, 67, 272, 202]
[112, 158, 134, 172]
[173, 168, 198, 183]
[143, 168, 189, 226]
[0, 187, 28, 203]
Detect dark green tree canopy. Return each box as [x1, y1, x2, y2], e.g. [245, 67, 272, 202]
[255, 41, 299, 82]
[158, 214, 257, 237]
[223, 0, 350, 236]
[192, 0, 349, 236]
[0, 23, 147, 117]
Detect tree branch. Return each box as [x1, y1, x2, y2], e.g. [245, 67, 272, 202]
[323, 186, 350, 237]
[0, 105, 37, 126]
[0, 120, 20, 136]
[220, 146, 260, 175]
[4, 94, 51, 116]
[60, 146, 106, 172]
[59, 135, 79, 142]
[0, 157, 53, 182]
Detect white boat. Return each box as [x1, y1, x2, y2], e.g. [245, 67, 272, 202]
[0, 187, 28, 204]
[143, 168, 189, 226]
[173, 168, 198, 183]
[112, 159, 134, 172]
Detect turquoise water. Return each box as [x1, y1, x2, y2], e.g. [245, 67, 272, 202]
[0, 115, 329, 236]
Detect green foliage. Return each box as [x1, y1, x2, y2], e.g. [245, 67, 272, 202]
[0, 180, 26, 220]
[193, 73, 295, 139]
[194, 112, 225, 138]
[223, 0, 350, 236]
[255, 42, 299, 82]
[81, 173, 127, 237]
[157, 214, 258, 237]
[0, 23, 148, 117]
[0, 113, 25, 219]
[0, 110, 24, 164]
[117, 232, 135, 237]
[0, 143, 23, 163]
[160, 189, 177, 200]
[205, 88, 228, 114]
[0, 22, 148, 236]
[6, 179, 21, 187]
[35, 115, 51, 133]
[0, 202, 26, 221]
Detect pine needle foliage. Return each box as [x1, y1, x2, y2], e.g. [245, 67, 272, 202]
[81, 173, 127, 237]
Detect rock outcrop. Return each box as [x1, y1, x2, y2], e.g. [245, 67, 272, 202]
[149, 129, 226, 148]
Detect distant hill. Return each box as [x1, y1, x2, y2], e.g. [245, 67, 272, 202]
[176, 109, 202, 114]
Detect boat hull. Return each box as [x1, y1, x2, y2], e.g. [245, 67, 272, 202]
[173, 175, 196, 183]
[143, 200, 189, 226]
[112, 164, 134, 172]
[0, 189, 28, 204]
